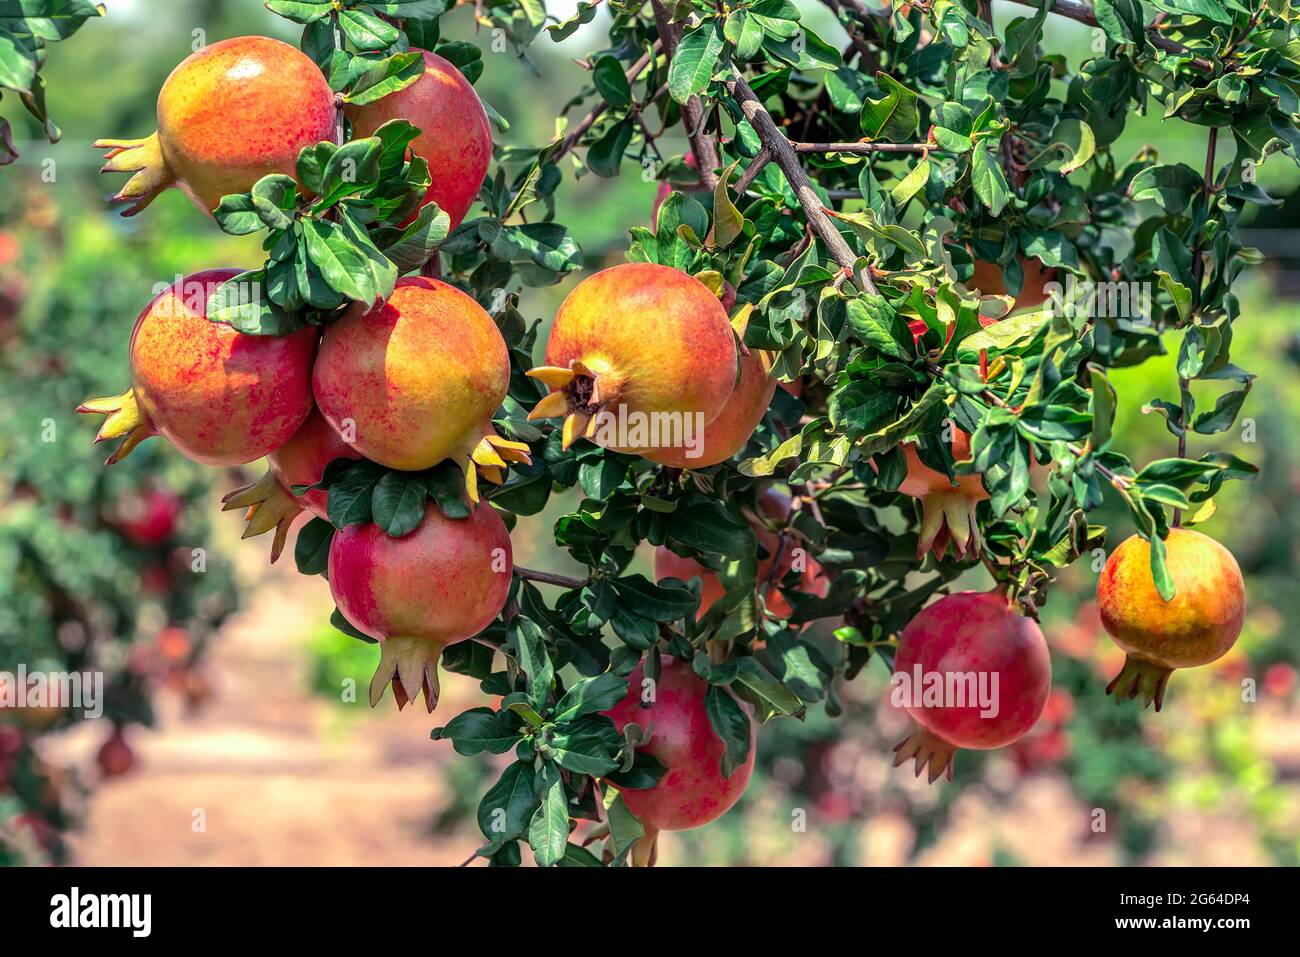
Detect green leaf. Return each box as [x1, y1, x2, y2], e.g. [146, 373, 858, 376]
[664, 500, 754, 560]
[1192, 384, 1251, 434]
[529, 770, 569, 867]
[511, 617, 553, 708]
[592, 54, 631, 110]
[610, 574, 700, 621]
[345, 51, 424, 106]
[708, 161, 744, 249]
[552, 673, 628, 724]
[668, 24, 724, 105]
[327, 460, 386, 528]
[890, 156, 930, 206]
[206, 271, 304, 335]
[213, 193, 266, 236]
[585, 118, 633, 177]
[971, 146, 1010, 217]
[316, 137, 383, 207]
[846, 294, 910, 360]
[370, 471, 427, 538]
[340, 8, 400, 51]
[301, 213, 398, 308]
[732, 657, 803, 720]
[1153, 0, 1234, 25]
[548, 715, 621, 775]
[264, 0, 333, 24]
[294, 517, 333, 576]
[1148, 531, 1176, 602]
[704, 686, 752, 778]
[860, 73, 919, 142]
[1089, 364, 1117, 450]
[1128, 163, 1203, 214]
[1094, 0, 1144, 43]
[380, 202, 450, 272]
[477, 760, 537, 844]
[431, 707, 521, 755]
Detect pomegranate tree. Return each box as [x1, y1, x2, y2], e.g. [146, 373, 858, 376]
[47, 0, 1286, 871]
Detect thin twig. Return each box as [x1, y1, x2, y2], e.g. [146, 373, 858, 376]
[554, 44, 659, 163]
[515, 566, 587, 589]
[725, 70, 877, 294]
[820, 0, 881, 73]
[733, 147, 771, 194]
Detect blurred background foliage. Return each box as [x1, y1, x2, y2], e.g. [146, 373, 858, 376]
[1, 0, 1297, 865]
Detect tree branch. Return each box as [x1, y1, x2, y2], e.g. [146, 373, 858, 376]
[650, 0, 721, 189]
[1003, 0, 1214, 72]
[725, 70, 877, 294]
[820, 0, 882, 74]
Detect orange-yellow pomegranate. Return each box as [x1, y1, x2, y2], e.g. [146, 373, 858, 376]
[1097, 528, 1246, 710]
[312, 276, 530, 500]
[96, 36, 335, 216]
[528, 263, 737, 455]
[970, 256, 1055, 312]
[348, 49, 491, 231]
[79, 270, 316, 466]
[643, 345, 775, 468]
[221, 407, 362, 562]
[655, 489, 827, 619]
[897, 429, 989, 560]
[329, 501, 512, 712]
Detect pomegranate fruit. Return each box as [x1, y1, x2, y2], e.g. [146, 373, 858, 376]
[96, 727, 136, 779]
[348, 49, 491, 231]
[221, 407, 361, 562]
[96, 36, 335, 216]
[79, 270, 316, 466]
[604, 657, 755, 860]
[1096, 528, 1245, 710]
[528, 263, 737, 455]
[655, 488, 827, 619]
[110, 486, 182, 546]
[897, 429, 989, 560]
[328, 501, 512, 711]
[891, 590, 1052, 782]
[970, 256, 1055, 312]
[313, 276, 529, 500]
[643, 344, 776, 468]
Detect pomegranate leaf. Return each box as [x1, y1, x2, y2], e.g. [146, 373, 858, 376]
[431, 706, 523, 756]
[477, 760, 537, 846]
[704, 685, 752, 778]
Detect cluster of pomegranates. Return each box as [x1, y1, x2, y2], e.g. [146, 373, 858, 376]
[69, 32, 1253, 859]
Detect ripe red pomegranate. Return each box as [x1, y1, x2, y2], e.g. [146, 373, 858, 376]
[329, 501, 512, 712]
[1097, 528, 1245, 710]
[643, 345, 775, 468]
[110, 486, 182, 546]
[96, 36, 335, 216]
[655, 488, 827, 619]
[892, 590, 1052, 782]
[528, 263, 737, 455]
[348, 49, 491, 231]
[897, 429, 989, 560]
[604, 657, 755, 861]
[221, 407, 361, 562]
[79, 270, 316, 466]
[313, 277, 529, 501]
[96, 727, 136, 779]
